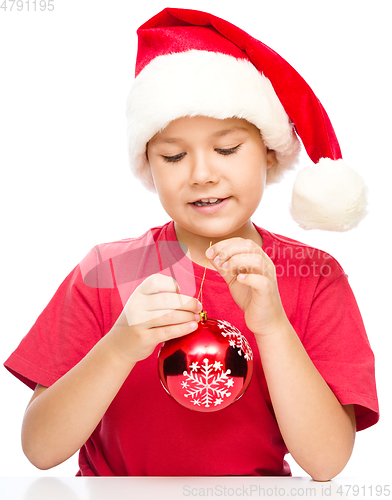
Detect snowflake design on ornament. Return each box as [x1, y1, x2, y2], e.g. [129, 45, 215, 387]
[216, 320, 253, 361]
[182, 358, 234, 408]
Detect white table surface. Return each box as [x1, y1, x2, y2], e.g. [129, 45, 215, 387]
[0, 476, 390, 500]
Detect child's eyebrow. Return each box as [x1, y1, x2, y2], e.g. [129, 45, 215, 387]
[150, 126, 249, 146]
[212, 126, 249, 138]
[150, 137, 182, 145]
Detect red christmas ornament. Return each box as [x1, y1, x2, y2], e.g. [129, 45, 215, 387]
[158, 312, 253, 412]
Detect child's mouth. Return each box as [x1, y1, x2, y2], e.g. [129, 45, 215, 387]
[190, 197, 230, 214]
[192, 198, 225, 207]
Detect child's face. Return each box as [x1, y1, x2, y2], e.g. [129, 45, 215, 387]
[147, 116, 276, 244]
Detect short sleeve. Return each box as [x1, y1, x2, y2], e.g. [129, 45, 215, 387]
[4, 249, 117, 390]
[303, 273, 379, 431]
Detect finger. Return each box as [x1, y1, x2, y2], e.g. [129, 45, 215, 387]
[260, 251, 277, 282]
[154, 319, 200, 343]
[142, 293, 202, 313]
[207, 239, 262, 268]
[220, 253, 275, 279]
[137, 273, 180, 295]
[145, 309, 201, 328]
[222, 253, 264, 275]
[125, 306, 201, 328]
[206, 237, 246, 260]
[236, 272, 274, 292]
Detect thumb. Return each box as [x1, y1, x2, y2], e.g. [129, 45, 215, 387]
[205, 245, 234, 285]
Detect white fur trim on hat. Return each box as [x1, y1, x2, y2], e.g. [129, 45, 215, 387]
[290, 158, 368, 231]
[126, 50, 301, 191]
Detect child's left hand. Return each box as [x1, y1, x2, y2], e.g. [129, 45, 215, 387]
[206, 238, 287, 337]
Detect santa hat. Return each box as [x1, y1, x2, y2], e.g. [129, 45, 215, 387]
[126, 7, 367, 231]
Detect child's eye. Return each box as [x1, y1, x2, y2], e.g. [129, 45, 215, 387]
[162, 153, 186, 163]
[215, 144, 242, 155]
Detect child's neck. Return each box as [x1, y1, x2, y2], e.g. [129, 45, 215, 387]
[174, 220, 263, 269]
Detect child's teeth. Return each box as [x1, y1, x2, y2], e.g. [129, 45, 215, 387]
[194, 198, 221, 206]
[194, 198, 223, 207]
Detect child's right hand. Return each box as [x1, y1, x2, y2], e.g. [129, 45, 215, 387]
[21, 273, 201, 470]
[107, 273, 202, 365]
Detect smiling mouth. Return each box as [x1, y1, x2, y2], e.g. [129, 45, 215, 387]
[192, 198, 227, 207]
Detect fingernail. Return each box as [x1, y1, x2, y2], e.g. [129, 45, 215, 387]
[206, 247, 214, 258]
[214, 255, 220, 265]
[194, 313, 201, 321]
[189, 321, 198, 330]
[222, 261, 228, 269]
[173, 279, 180, 292]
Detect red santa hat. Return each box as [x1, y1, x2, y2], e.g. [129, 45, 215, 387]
[126, 7, 367, 231]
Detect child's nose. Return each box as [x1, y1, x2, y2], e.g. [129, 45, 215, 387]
[189, 154, 219, 185]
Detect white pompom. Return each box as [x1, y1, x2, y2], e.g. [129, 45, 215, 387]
[290, 158, 368, 231]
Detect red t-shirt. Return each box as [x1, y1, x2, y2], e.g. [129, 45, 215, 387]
[4, 221, 379, 476]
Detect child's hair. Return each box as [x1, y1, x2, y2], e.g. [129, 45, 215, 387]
[125, 8, 367, 232]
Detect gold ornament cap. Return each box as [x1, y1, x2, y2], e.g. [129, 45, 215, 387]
[199, 310, 207, 322]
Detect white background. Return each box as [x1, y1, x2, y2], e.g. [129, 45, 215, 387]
[0, 0, 390, 479]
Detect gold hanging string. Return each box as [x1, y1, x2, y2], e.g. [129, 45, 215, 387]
[197, 241, 212, 322]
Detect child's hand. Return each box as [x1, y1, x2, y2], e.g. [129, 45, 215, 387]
[206, 238, 287, 337]
[108, 274, 202, 365]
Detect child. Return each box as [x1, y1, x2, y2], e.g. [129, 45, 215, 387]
[4, 7, 378, 480]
